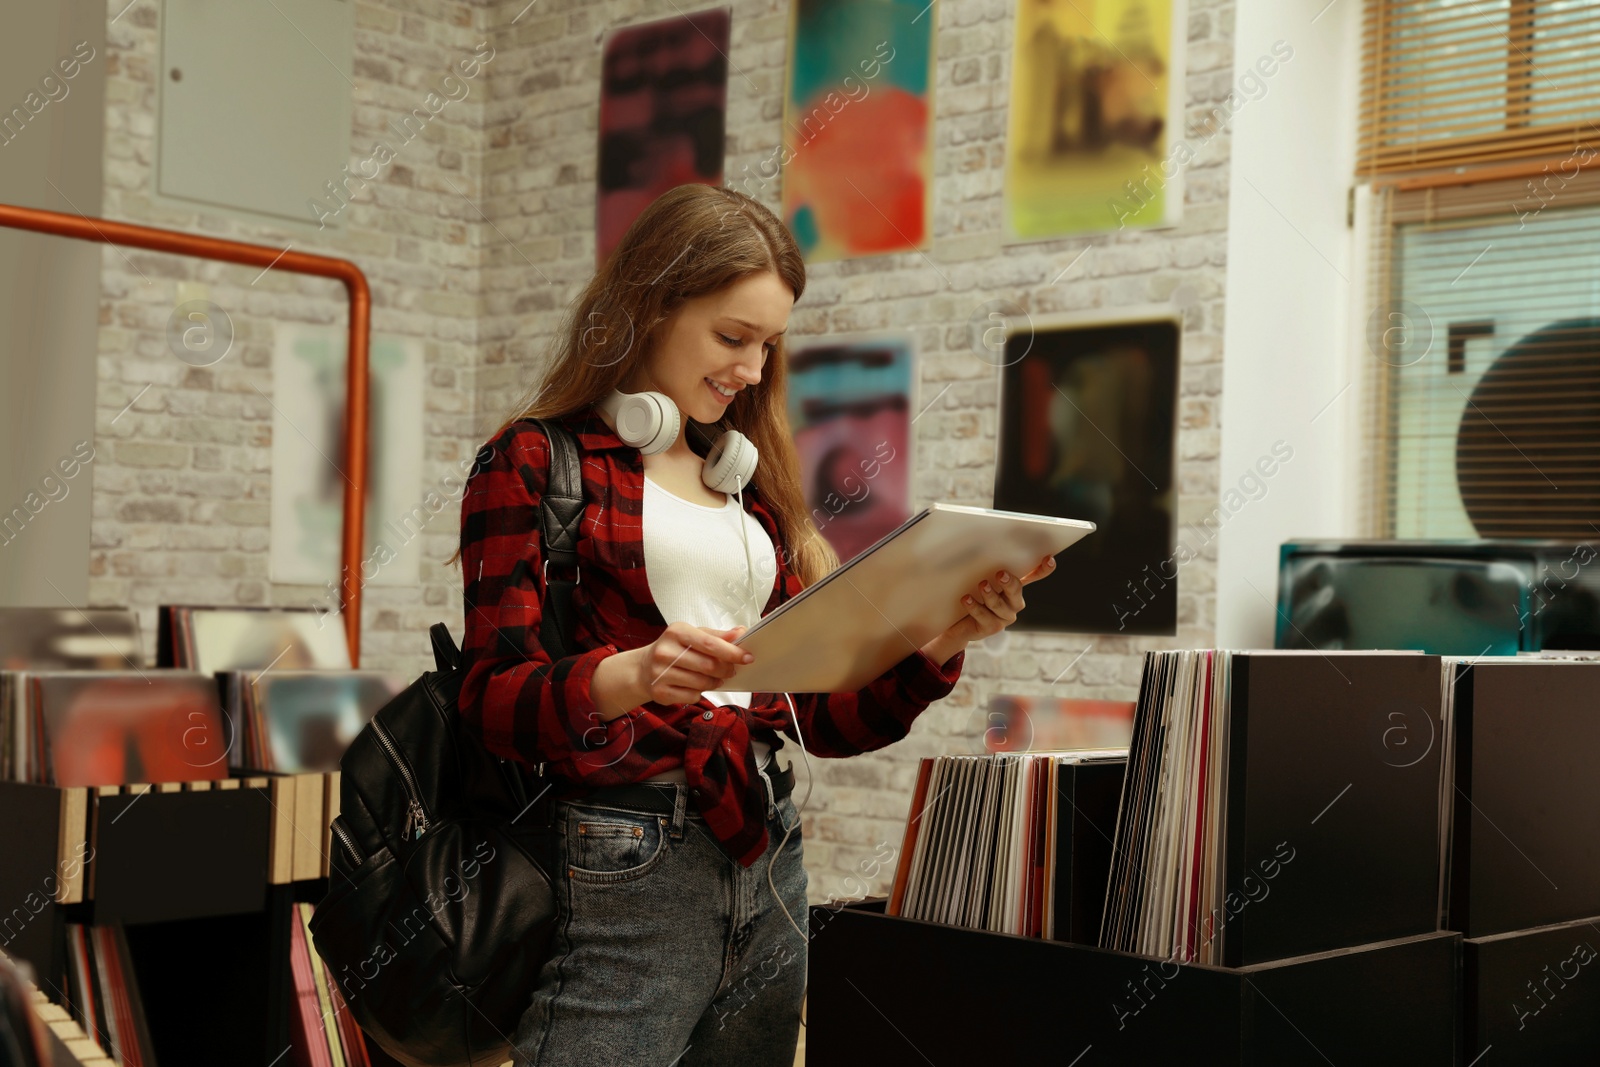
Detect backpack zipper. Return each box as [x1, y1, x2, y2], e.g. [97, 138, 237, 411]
[330, 816, 364, 868]
[372, 718, 430, 840]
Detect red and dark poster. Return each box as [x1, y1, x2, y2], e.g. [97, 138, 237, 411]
[596, 8, 731, 266]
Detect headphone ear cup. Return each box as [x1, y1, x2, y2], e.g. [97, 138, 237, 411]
[613, 390, 680, 455]
[702, 430, 759, 494]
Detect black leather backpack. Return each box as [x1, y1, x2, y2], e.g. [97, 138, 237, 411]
[309, 417, 588, 1067]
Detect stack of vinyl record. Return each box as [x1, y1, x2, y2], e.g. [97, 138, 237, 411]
[1436, 651, 1600, 931]
[0, 671, 226, 787]
[288, 902, 369, 1067]
[62, 923, 158, 1067]
[218, 670, 406, 773]
[887, 750, 1127, 938]
[1100, 649, 1232, 964]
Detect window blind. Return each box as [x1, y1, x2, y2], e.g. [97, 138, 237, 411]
[1364, 168, 1600, 538]
[1358, 0, 1600, 180]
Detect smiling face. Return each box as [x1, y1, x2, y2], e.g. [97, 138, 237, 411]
[624, 269, 794, 428]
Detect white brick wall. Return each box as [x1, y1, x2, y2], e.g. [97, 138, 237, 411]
[94, 0, 1234, 905]
[95, 1, 489, 672]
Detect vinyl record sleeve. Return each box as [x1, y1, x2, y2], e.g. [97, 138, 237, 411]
[887, 758, 934, 917]
[902, 758, 950, 920]
[29, 671, 224, 787]
[728, 503, 1093, 693]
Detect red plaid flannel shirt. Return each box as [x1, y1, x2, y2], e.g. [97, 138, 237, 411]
[457, 406, 966, 867]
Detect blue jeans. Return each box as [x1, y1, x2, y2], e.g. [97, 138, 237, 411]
[511, 784, 808, 1067]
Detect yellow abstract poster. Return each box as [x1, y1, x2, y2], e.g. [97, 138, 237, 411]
[1004, 0, 1186, 241]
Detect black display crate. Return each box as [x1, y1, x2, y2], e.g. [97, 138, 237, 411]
[808, 900, 1461, 1066]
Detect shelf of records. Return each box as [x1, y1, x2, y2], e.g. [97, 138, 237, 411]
[0, 606, 426, 1065]
[1, 901, 378, 1067]
[2, 942, 120, 1067]
[823, 650, 1600, 1065]
[2, 786, 374, 1065]
[2, 605, 407, 787]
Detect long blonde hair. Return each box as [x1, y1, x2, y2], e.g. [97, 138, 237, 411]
[448, 183, 840, 587]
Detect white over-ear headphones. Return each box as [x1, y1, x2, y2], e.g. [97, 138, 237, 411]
[598, 387, 759, 495]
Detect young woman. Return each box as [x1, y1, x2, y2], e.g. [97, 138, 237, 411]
[451, 183, 1056, 1067]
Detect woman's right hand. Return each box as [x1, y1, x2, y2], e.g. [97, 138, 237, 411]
[592, 622, 755, 720]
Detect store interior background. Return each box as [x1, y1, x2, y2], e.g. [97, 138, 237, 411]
[2, 0, 1363, 904]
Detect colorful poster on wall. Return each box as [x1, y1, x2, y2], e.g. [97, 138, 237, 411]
[781, 0, 935, 263]
[269, 325, 425, 589]
[994, 311, 1180, 635]
[1004, 0, 1186, 241]
[596, 7, 732, 266]
[785, 334, 915, 564]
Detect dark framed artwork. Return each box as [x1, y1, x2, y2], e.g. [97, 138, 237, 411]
[994, 311, 1180, 635]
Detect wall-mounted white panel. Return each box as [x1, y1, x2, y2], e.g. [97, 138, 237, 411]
[158, 0, 352, 226]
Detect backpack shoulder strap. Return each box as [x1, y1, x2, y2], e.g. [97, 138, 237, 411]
[528, 417, 583, 662]
[430, 621, 460, 671]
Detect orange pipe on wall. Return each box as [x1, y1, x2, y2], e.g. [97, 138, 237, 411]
[0, 202, 372, 667]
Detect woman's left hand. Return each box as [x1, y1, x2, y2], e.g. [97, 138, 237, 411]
[921, 553, 1058, 665]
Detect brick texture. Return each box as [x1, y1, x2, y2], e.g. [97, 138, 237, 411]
[96, 1, 488, 671]
[95, 0, 1234, 904]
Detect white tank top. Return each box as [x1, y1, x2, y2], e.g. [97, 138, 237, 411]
[639, 473, 779, 782]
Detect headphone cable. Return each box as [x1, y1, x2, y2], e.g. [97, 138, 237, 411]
[731, 469, 816, 1026]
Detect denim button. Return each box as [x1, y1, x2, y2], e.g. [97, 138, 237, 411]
[701, 709, 714, 720]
